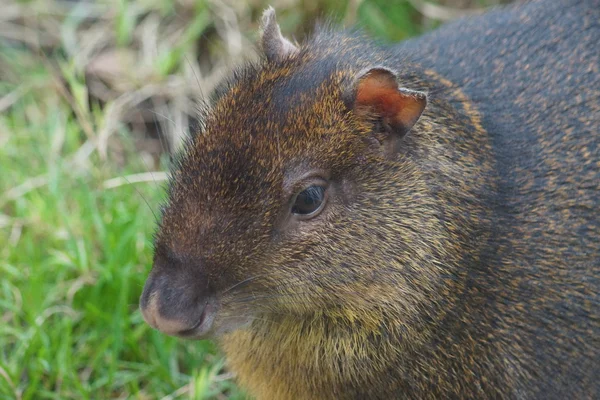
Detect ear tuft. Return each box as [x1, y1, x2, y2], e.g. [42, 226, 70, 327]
[260, 7, 298, 62]
[354, 68, 427, 138]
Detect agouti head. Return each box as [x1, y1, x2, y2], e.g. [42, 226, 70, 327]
[140, 8, 470, 347]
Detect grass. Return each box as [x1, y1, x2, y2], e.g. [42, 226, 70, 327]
[0, 0, 503, 398]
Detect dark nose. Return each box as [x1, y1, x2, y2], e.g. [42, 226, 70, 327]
[140, 255, 214, 337]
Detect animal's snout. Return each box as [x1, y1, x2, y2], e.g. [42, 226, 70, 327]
[140, 254, 216, 338]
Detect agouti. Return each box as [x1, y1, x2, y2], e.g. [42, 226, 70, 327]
[139, 0, 600, 398]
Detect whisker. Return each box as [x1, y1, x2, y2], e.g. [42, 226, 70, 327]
[121, 175, 159, 223]
[185, 55, 205, 101]
[219, 314, 283, 326]
[221, 274, 268, 295]
[149, 106, 174, 155]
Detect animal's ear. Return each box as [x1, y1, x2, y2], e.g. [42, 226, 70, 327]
[350, 67, 426, 154]
[260, 7, 298, 62]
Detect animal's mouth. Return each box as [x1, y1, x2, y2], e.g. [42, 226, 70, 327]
[178, 301, 217, 339]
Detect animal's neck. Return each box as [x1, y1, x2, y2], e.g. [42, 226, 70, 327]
[219, 306, 507, 399]
[219, 312, 402, 399]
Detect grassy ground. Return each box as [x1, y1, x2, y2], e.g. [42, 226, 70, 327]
[0, 0, 504, 398]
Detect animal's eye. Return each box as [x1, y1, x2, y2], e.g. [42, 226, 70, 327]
[291, 185, 327, 217]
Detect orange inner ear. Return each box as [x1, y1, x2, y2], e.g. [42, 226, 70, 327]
[355, 70, 426, 132]
[355, 73, 401, 118]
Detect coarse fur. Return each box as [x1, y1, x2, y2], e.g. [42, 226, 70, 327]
[140, 0, 600, 398]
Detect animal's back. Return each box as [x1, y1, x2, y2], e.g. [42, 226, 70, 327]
[402, 0, 599, 397]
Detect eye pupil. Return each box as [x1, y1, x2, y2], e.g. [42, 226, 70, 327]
[292, 185, 326, 216]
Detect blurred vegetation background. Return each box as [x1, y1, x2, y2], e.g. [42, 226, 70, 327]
[0, 0, 509, 398]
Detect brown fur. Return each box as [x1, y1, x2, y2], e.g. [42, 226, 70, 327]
[140, 0, 600, 398]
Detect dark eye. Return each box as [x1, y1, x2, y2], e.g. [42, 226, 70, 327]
[291, 185, 326, 216]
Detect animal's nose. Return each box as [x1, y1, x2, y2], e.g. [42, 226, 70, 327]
[139, 256, 215, 338]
